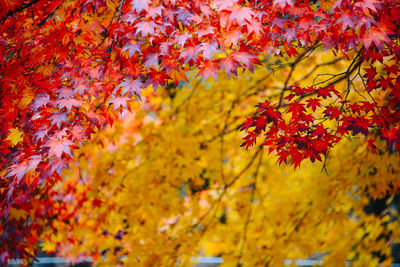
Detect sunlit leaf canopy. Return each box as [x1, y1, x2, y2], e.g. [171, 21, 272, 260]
[1, 0, 400, 264]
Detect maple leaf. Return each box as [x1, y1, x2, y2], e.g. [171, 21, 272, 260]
[45, 137, 74, 158]
[232, 52, 260, 72]
[32, 94, 51, 110]
[57, 87, 74, 99]
[40, 241, 56, 254]
[317, 85, 339, 99]
[34, 127, 48, 143]
[213, 0, 235, 10]
[146, 69, 169, 90]
[131, 0, 151, 13]
[70, 125, 86, 141]
[199, 42, 220, 61]
[220, 57, 240, 78]
[283, 27, 297, 43]
[336, 13, 355, 32]
[6, 128, 24, 147]
[27, 155, 42, 172]
[273, 0, 294, 9]
[117, 78, 144, 97]
[223, 30, 242, 46]
[198, 61, 220, 82]
[144, 53, 159, 69]
[229, 5, 254, 25]
[306, 98, 321, 112]
[135, 21, 156, 37]
[324, 106, 341, 120]
[74, 83, 90, 96]
[363, 67, 377, 80]
[385, 64, 398, 75]
[57, 98, 81, 110]
[241, 118, 254, 131]
[287, 102, 305, 117]
[354, 0, 380, 13]
[362, 27, 391, 50]
[122, 40, 141, 57]
[7, 163, 28, 182]
[108, 96, 129, 110]
[180, 46, 198, 64]
[169, 69, 188, 85]
[50, 112, 68, 128]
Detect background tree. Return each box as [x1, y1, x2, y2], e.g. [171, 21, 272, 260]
[42, 50, 400, 266]
[1, 0, 399, 263]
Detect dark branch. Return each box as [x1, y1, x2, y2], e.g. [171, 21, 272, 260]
[3, 0, 39, 21]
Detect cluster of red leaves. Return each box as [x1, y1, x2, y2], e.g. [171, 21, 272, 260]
[0, 0, 399, 263]
[242, 46, 400, 168]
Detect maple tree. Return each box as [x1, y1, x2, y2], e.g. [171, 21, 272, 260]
[42, 60, 400, 266]
[0, 0, 400, 264]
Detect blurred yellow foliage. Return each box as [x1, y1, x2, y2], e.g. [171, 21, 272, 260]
[43, 49, 400, 266]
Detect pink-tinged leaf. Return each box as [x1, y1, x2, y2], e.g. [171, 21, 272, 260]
[175, 8, 193, 25]
[124, 12, 138, 25]
[32, 94, 50, 110]
[108, 96, 129, 110]
[198, 61, 220, 82]
[117, 78, 144, 97]
[159, 41, 171, 55]
[220, 57, 240, 78]
[247, 19, 263, 36]
[49, 158, 68, 176]
[229, 6, 254, 25]
[199, 42, 220, 61]
[70, 125, 86, 141]
[271, 17, 285, 29]
[213, 0, 235, 10]
[200, 5, 213, 18]
[354, 0, 380, 13]
[232, 52, 260, 72]
[144, 53, 159, 69]
[283, 27, 297, 43]
[198, 26, 216, 38]
[54, 129, 68, 139]
[74, 83, 90, 96]
[34, 127, 48, 142]
[358, 15, 376, 31]
[336, 13, 355, 32]
[273, 0, 294, 8]
[57, 87, 74, 99]
[122, 40, 141, 57]
[180, 46, 198, 64]
[45, 137, 74, 158]
[57, 98, 81, 110]
[50, 112, 68, 128]
[223, 30, 242, 46]
[176, 32, 192, 47]
[332, 0, 344, 11]
[362, 27, 391, 50]
[7, 163, 28, 182]
[27, 155, 42, 172]
[135, 21, 156, 37]
[131, 0, 151, 13]
[146, 5, 163, 19]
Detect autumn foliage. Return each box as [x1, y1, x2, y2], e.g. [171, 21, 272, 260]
[0, 0, 400, 265]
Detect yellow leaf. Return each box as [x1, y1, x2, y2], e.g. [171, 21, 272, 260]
[19, 87, 35, 109]
[6, 128, 24, 147]
[9, 208, 28, 221]
[319, 0, 336, 11]
[41, 241, 57, 254]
